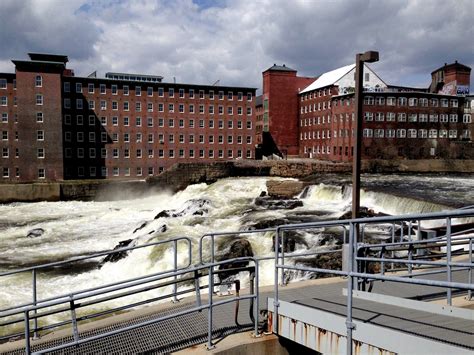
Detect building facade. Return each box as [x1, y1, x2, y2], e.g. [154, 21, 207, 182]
[258, 61, 472, 162]
[0, 53, 256, 182]
[256, 65, 314, 158]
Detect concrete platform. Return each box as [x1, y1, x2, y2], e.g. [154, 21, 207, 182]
[0, 270, 472, 354]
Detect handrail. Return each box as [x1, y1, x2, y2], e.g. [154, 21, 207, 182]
[0, 236, 193, 340]
[0, 236, 192, 278]
[21, 257, 260, 354]
[2, 208, 473, 354]
[272, 209, 474, 355]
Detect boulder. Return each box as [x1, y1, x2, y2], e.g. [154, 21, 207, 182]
[133, 221, 148, 234]
[254, 196, 303, 210]
[217, 238, 254, 281]
[293, 251, 343, 280]
[27, 228, 45, 238]
[98, 239, 136, 268]
[272, 231, 309, 253]
[154, 199, 211, 219]
[266, 180, 305, 199]
[154, 210, 171, 219]
[338, 207, 389, 220]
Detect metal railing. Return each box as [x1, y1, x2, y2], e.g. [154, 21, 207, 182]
[1, 208, 473, 354]
[273, 208, 474, 355]
[7, 257, 259, 354]
[0, 236, 193, 342]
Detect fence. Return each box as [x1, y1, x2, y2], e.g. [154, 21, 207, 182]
[1, 208, 473, 354]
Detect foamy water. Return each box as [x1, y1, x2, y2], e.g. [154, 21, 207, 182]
[0, 174, 472, 334]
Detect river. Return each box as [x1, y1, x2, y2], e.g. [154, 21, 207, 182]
[0, 174, 473, 335]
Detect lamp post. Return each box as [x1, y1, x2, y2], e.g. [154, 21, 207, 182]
[352, 51, 379, 219]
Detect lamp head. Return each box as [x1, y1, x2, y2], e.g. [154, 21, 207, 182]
[360, 51, 379, 63]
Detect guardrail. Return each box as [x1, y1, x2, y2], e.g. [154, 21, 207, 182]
[11, 257, 259, 354]
[2, 208, 473, 354]
[273, 208, 474, 355]
[0, 236, 193, 341]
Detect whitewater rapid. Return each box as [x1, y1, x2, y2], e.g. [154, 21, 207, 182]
[0, 175, 472, 335]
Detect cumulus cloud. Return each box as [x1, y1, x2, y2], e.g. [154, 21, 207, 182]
[0, 0, 472, 91]
[0, 0, 99, 68]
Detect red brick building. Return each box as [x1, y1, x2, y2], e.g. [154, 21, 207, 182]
[0, 53, 256, 182]
[256, 65, 314, 158]
[259, 61, 472, 161]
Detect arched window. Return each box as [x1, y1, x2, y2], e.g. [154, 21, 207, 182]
[35, 75, 42, 87]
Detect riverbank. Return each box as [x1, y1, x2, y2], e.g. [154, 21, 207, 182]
[0, 159, 473, 203]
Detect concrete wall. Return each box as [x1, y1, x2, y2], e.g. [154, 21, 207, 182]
[146, 160, 352, 191]
[0, 158, 472, 202]
[0, 183, 60, 202]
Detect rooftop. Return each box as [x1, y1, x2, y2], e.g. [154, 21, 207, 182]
[105, 72, 163, 83]
[265, 64, 297, 72]
[28, 53, 69, 64]
[300, 63, 355, 94]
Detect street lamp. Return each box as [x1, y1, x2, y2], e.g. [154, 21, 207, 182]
[352, 51, 379, 219]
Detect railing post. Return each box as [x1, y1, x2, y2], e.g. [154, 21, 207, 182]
[24, 310, 31, 355]
[172, 240, 179, 303]
[273, 227, 281, 334]
[353, 224, 359, 291]
[210, 235, 215, 264]
[69, 295, 80, 344]
[346, 222, 356, 355]
[280, 229, 287, 286]
[468, 238, 473, 301]
[32, 269, 38, 339]
[207, 265, 215, 350]
[253, 260, 260, 338]
[391, 223, 395, 270]
[407, 221, 413, 275]
[446, 217, 452, 305]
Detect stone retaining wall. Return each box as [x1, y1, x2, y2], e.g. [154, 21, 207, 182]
[0, 158, 472, 203]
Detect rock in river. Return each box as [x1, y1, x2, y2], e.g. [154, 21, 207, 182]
[217, 238, 254, 282]
[154, 199, 211, 219]
[98, 239, 136, 268]
[26, 228, 45, 238]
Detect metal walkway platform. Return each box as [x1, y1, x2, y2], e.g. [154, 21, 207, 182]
[2, 272, 472, 354]
[270, 270, 473, 354]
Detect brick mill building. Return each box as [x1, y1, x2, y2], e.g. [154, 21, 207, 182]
[1, 53, 472, 183]
[0, 53, 256, 182]
[256, 61, 473, 161]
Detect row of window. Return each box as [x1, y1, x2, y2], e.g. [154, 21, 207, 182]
[363, 96, 459, 108]
[300, 96, 462, 114]
[362, 128, 468, 139]
[364, 113, 471, 123]
[1, 131, 21, 140]
[65, 115, 253, 129]
[300, 88, 333, 101]
[300, 128, 470, 140]
[64, 82, 253, 101]
[1, 147, 44, 159]
[0, 78, 25, 89]
[300, 113, 472, 127]
[2, 167, 45, 178]
[64, 98, 253, 115]
[64, 147, 253, 160]
[65, 131, 253, 145]
[301, 100, 332, 113]
[0, 95, 44, 106]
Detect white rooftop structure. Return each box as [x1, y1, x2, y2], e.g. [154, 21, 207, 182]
[300, 63, 386, 94]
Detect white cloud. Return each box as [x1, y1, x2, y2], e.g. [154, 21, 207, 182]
[0, 0, 472, 91]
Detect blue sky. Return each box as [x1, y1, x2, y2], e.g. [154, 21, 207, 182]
[0, 0, 472, 92]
